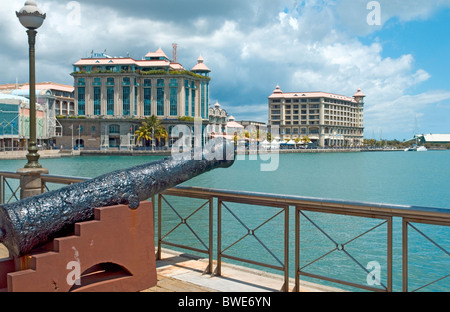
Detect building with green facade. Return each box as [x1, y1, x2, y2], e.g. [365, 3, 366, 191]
[0, 94, 47, 151]
[67, 48, 212, 150]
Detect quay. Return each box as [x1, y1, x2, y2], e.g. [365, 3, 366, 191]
[0, 147, 409, 160]
[145, 249, 342, 292]
[0, 150, 80, 160]
[0, 244, 339, 292]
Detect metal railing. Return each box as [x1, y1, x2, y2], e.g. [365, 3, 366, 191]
[1, 171, 449, 292]
[158, 186, 450, 292]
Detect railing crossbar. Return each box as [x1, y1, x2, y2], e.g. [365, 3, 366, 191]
[411, 273, 450, 293]
[221, 202, 285, 266]
[408, 222, 450, 257]
[4, 179, 20, 204]
[160, 195, 209, 251]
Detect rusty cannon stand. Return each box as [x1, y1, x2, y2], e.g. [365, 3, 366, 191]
[0, 201, 156, 292]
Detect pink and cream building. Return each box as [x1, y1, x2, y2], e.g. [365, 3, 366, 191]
[67, 49, 211, 150]
[71, 49, 210, 120]
[269, 86, 365, 147]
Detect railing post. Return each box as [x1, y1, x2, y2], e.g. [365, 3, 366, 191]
[215, 199, 222, 276]
[283, 205, 289, 292]
[16, 167, 48, 199]
[387, 216, 393, 292]
[295, 206, 300, 292]
[402, 219, 408, 292]
[157, 194, 162, 260]
[1, 176, 4, 205]
[208, 197, 213, 275]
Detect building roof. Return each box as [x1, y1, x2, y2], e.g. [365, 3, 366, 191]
[192, 56, 210, 72]
[353, 88, 366, 98]
[269, 89, 357, 102]
[420, 134, 450, 143]
[145, 48, 169, 60]
[73, 49, 200, 73]
[0, 93, 29, 103]
[19, 82, 74, 93]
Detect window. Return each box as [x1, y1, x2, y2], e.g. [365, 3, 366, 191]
[185, 83, 190, 116]
[157, 82, 164, 116]
[77, 78, 85, 86]
[200, 82, 206, 119]
[93, 77, 101, 86]
[107, 87, 114, 115]
[109, 124, 120, 134]
[170, 86, 178, 116]
[123, 86, 130, 116]
[123, 77, 130, 86]
[191, 89, 196, 117]
[93, 87, 101, 115]
[77, 87, 85, 115]
[134, 86, 138, 116]
[144, 87, 151, 116]
[106, 77, 115, 86]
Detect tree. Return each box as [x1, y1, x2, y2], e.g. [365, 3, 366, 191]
[302, 136, 311, 144]
[135, 115, 168, 147]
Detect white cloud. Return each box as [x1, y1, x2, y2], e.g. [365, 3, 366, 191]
[1, 0, 449, 138]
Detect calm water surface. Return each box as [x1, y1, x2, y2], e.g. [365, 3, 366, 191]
[3, 150, 446, 208]
[1, 150, 449, 291]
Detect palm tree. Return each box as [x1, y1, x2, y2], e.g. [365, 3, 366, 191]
[135, 115, 168, 148]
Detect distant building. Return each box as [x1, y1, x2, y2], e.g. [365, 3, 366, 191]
[207, 102, 228, 135]
[236, 120, 267, 128]
[268, 86, 365, 147]
[0, 94, 47, 151]
[0, 82, 75, 147]
[417, 134, 450, 144]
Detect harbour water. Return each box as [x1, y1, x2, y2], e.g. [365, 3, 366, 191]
[1, 150, 449, 291]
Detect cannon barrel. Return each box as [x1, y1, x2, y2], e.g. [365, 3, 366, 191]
[0, 140, 235, 257]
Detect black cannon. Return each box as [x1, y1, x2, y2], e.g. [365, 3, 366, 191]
[0, 140, 235, 257]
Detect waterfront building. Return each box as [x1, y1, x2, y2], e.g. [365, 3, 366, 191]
[67, 49, 212, 150]
[0, 82, 74, 147]
[71, 49, 210, 120]
[416, 134, 450, 145]
[226, 116, 245, 137]
[268, 86, 365, 147]
[0, 94, 47, 151]
[207, 102, 228, 135]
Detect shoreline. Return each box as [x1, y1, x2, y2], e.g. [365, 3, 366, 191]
[1, 147, 447, 160]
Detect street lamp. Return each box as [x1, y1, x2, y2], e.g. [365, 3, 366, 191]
[16, 0, 46, 169]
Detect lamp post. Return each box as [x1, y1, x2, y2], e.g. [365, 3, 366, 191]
[16, 0, 46, 169]
[16, 1, 48, 199]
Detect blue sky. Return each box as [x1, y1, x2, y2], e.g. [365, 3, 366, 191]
[1, 0, 449, 140]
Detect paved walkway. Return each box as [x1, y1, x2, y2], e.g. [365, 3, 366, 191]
[1, 245, 342, 292]
[144, 249, 343, 292]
